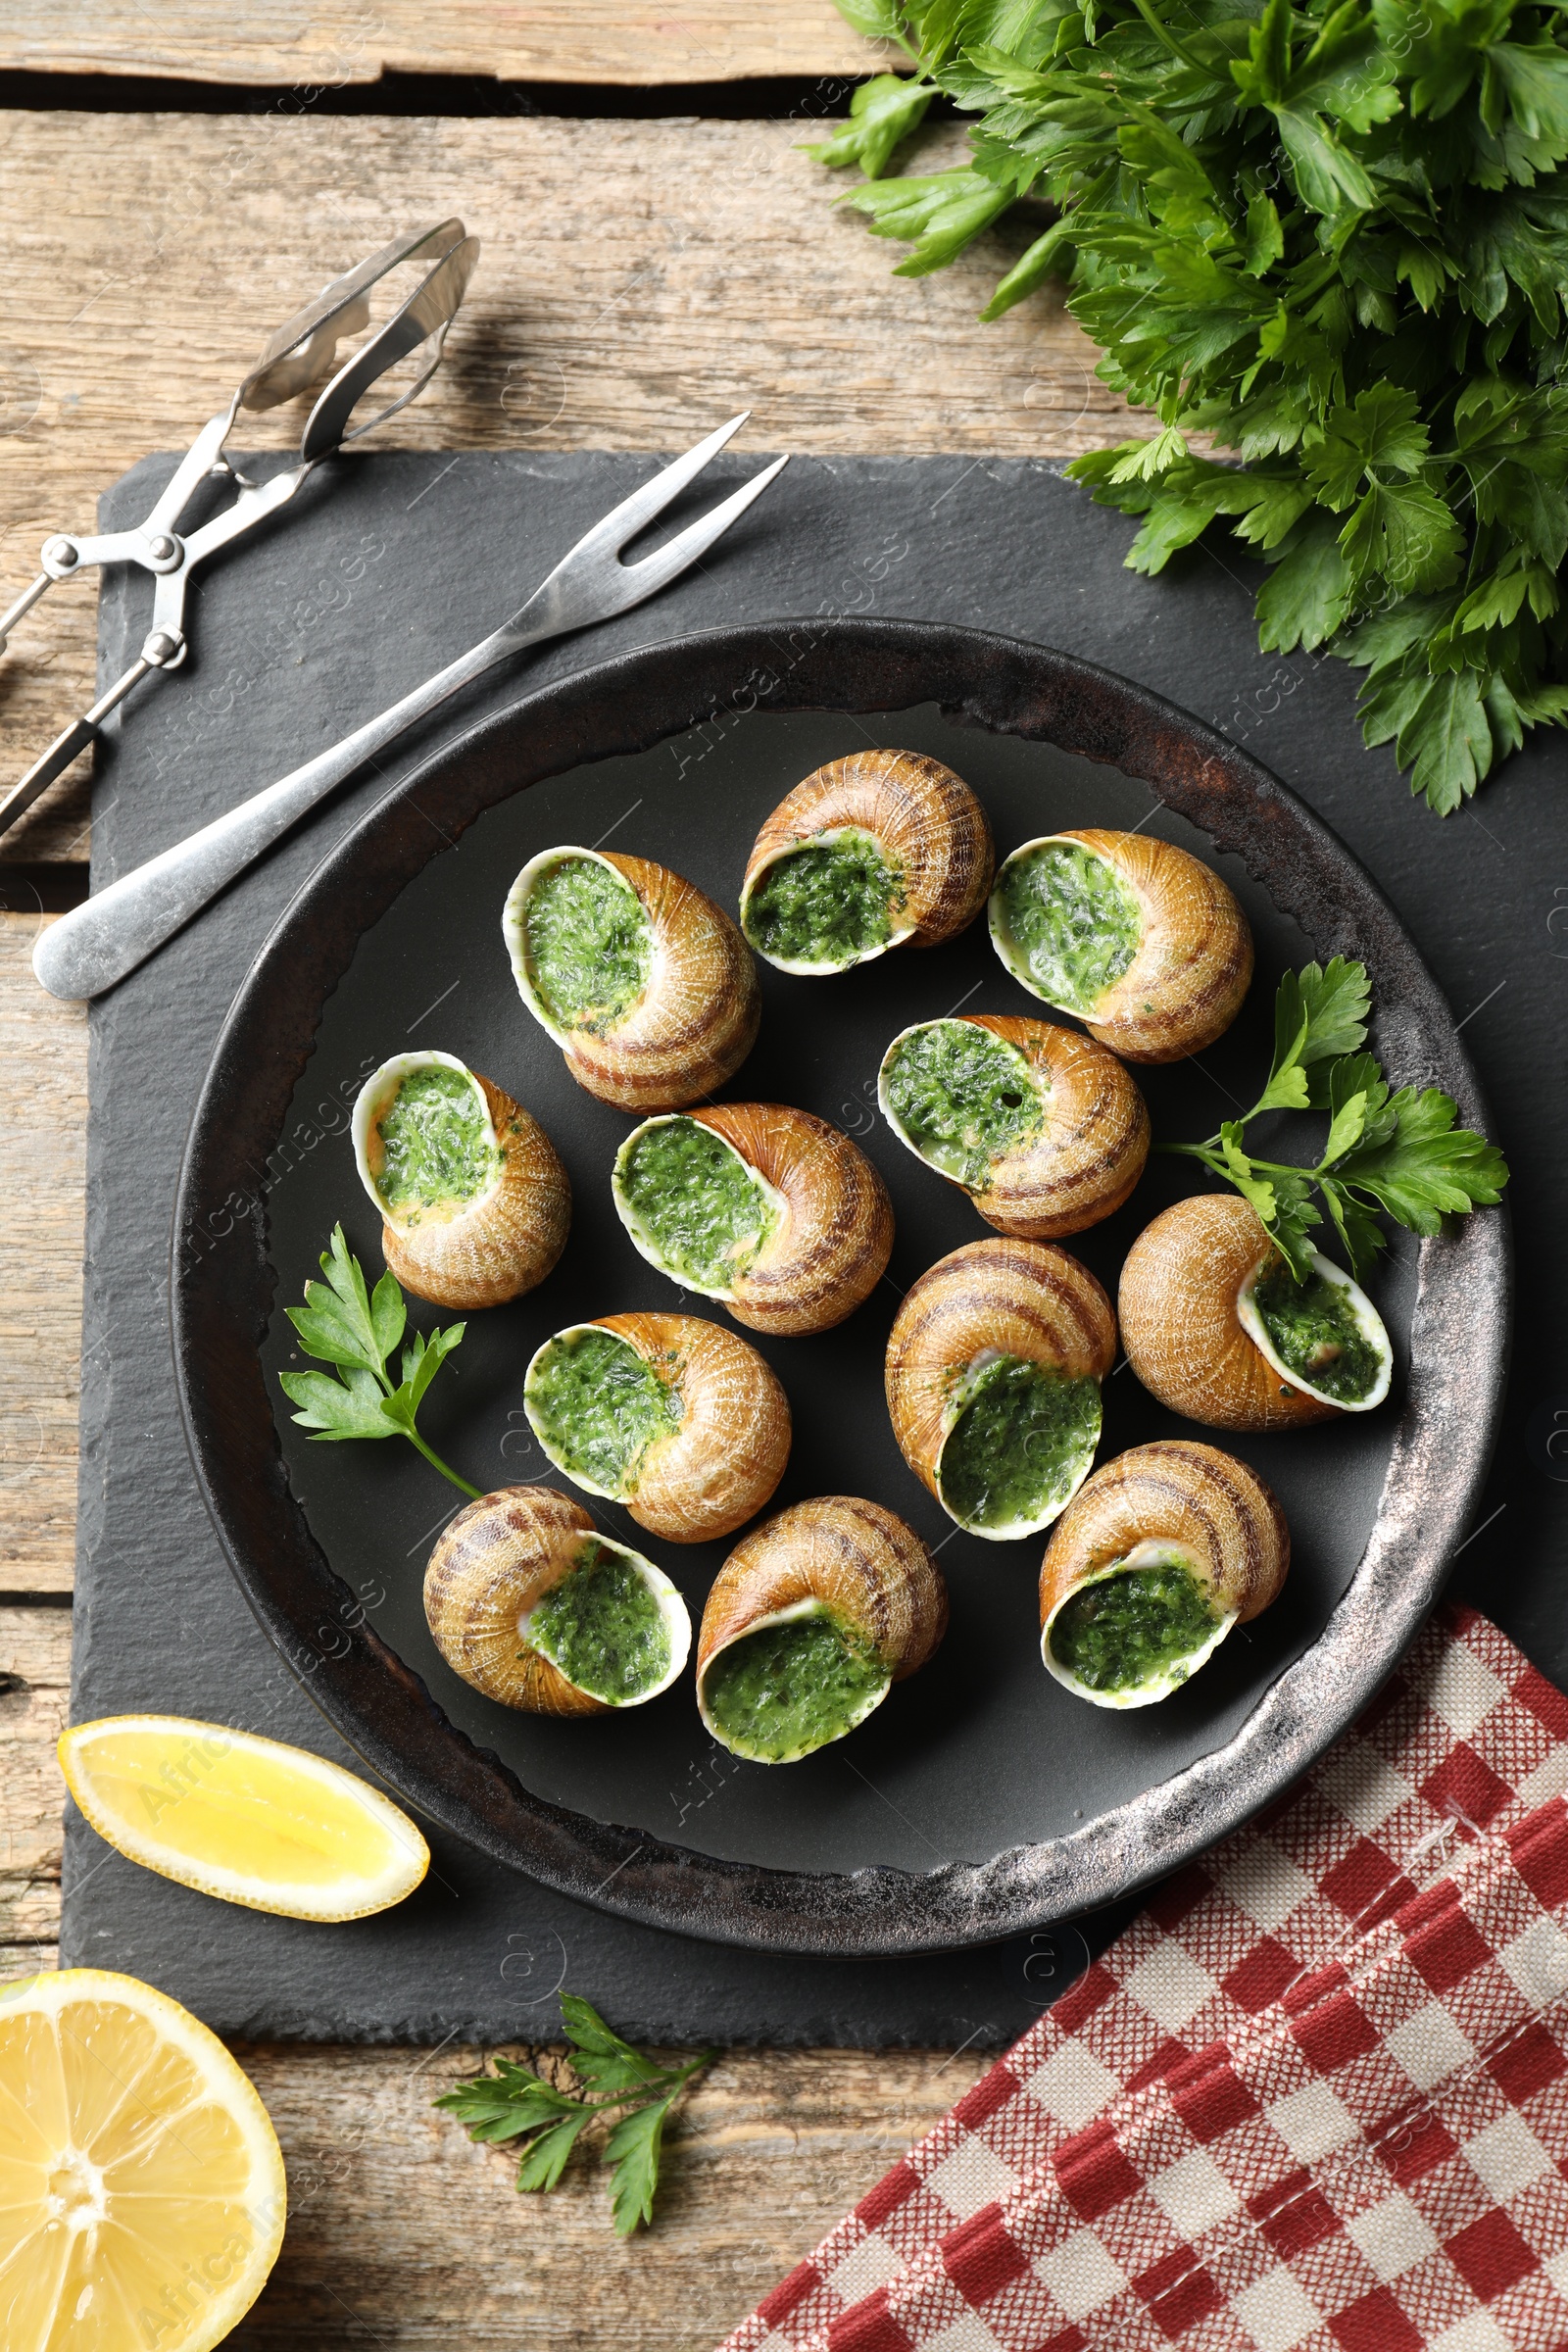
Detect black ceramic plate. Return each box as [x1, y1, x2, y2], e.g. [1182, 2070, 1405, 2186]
[172, 619, 1509, 1955]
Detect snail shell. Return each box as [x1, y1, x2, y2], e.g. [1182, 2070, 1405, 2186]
[740, 751, 994, 975]
[878, 1013, 1150, 1240]
[1040, 1440, 1289, 1708]
[990, 828, 1253, 1062]
[1118, 1194, 1393, 1431]
[504, 846, 760, 1111]
[885, 1238, 1117, 1540]
[612, 1103, 894, 1337]
[522, 1311, 791, 1544]
[696, 1496, 948, 1762]
[351, 1051, 570, 1310]
[423, 1485, 691, 1716]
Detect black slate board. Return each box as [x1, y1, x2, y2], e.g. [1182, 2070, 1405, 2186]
[60, 447, 1556, 2047]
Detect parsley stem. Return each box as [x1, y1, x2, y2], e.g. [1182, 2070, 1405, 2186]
[404, 1428, 483, 1502]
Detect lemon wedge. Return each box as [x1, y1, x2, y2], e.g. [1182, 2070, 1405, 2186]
[58, 1716, 429, 1922]
[0, 1967, 285, 2352]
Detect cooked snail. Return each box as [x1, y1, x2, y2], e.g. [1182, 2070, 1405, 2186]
[1118, 1194, 1394, 1431]
[612, 1103, 894, 1337]
[885, 1238, 1116, 1541]
[696, 1496, 948, 1762]
[989, 828, 1253, 1062]
[522, 1311, 790, 1543]
[1040, 1440, 1289, 1708]
[504, 846, 760, 1111]
[740, 751, 994, 975]
[351, 1051, 570, 1309]
[878, 1012, 1149, 1239]
[424, 1485, 690, 1715]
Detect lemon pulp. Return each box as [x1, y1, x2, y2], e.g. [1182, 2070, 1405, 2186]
[58, 1716, 428, 1922]
[0, 1968, 285, 2352]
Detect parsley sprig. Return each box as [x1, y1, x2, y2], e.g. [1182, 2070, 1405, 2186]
[812, 0, 1568, 812]
[435, 1994, 714, 2235]
[278, 1225, 480, 1499]
[1162, 958, 1509, 1277]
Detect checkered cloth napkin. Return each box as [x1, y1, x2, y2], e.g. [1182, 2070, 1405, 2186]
[723, 1603, 1568, 2352]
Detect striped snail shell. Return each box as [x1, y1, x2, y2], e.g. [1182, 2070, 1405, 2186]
[696, 1496, 948, 1763]
[740, 751, 994, 976]
[878, 1012, 1150, 1240]
[1118, 1194, 1394, 1431]
[504, 846, 760, 1111]
[423, 1485, 690, 1716]
[990, 827, 1253, 1063]
[612, 1103, 894, 1337]
[1040, 1440, 1290, 1709]
[885, 1238, 1117, 1541]
[522, 1311, 791, 1544]
[352, 1051, 570, 1310]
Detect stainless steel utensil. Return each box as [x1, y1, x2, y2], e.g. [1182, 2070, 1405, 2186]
[32, 415, 788, 1003]
[0, 219, 478, 838]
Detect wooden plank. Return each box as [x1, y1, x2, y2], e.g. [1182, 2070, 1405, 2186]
[0, 1597, 987, 2342]
[0, 915, 85, 1594]
[0, 5, 887, 87]
[0, 109, 1141, 862]
[0, 1605, 70, 1979]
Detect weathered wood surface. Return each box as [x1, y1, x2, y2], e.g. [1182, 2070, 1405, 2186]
[0, 916, 84, 1593]
[0, 4, 886, 89]
[0, 109, 1138, 862]
[0, 1603, 987, 2345]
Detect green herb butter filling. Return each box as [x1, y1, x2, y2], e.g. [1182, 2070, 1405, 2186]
[1251, 1262, 1384, 1404]
[703, 1611, 890, 1761]
[524, 1327, 682, 1496]
[527, 1541, 673, 1705]
[881, 1021, 1044, 1189]
[616, 1118, 777, 1293]
[745, 829, 904, 968]
[995, 842, 1143, 1012]
[1050, 1557, 1222, 1693]
[523, 855, 652, 1034]
[938, 1359, 1102, 1533]
[374, 1065, 498, 1216]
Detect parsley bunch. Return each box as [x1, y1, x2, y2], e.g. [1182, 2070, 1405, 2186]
[1163, 956, 1509, 1272]
[815, 0, 1568, 811]
[278, 1225, 480, 1499]
[435, 1994, 714, 2235]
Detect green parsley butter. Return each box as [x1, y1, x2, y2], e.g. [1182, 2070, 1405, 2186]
[374, 1065, 497, 1215]
[525, 1327, 681, 1495]
[528, 1542, 672, 1705]
[996, 841, 1143, 1012]
[703, 1612, 889, 1761]
[1252, 1262, 1383, 1404]
[745, 829, 903, 967]
[524, 855, 651, 1034]
[939, 1359, 1101, 1532]
[1050, 1558, 1221, 1692]
[617, 1118, 776, 1292]
[882, 1020, 1043, 1189]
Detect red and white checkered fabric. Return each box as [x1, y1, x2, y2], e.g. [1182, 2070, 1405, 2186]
[723, 1602, 1568, 2352]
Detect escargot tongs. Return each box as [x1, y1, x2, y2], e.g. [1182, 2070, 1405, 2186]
[0, 218, 478, 839]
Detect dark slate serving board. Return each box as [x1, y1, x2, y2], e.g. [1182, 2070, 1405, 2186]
[59, 447, 1560, 2047]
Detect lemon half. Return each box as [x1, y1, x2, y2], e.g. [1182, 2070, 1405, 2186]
[0, 1967, 285, 2352]
[59, 1716, 429, 1923]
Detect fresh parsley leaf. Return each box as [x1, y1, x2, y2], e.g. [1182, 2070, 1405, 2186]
[803, 74, 935, 176]
[1329, 1086, 1511, 1230]
[434, 1995, 713, 2235]
[280, 1225, 479, 1499]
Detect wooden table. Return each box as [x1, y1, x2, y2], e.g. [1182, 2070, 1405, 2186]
[0, 27, 1141, 2340]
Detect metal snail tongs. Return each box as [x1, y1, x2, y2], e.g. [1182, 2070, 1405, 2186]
[0, 218, 479, 839]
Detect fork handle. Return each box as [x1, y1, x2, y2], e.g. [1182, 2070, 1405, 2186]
[31, 627, 527, 1002]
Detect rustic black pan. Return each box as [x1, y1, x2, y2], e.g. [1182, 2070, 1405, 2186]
[172, 619, 1509, 1954]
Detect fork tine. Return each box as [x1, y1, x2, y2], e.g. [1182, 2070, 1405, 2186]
[571, 412, 754, 564]
[605, 454, 791, 618]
